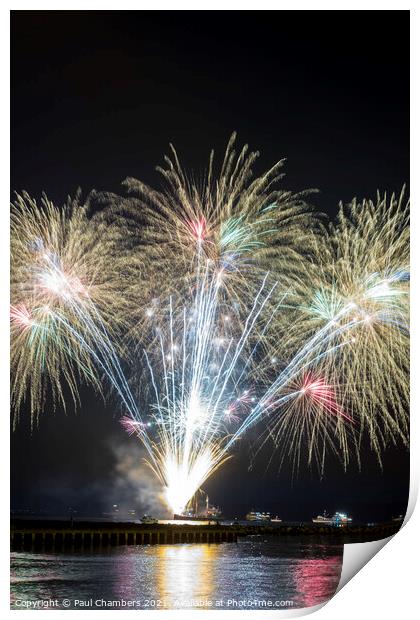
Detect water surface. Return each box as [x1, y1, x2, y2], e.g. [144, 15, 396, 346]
[11, 538, 343, 610]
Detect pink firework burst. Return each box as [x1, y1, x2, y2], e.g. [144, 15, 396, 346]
[299, 373, 353, 423]
[187, 217, 207, 243]
[224, 389, 255, 424]
[10, 304, 34, 332]
[236, 388, 255, 407]
[223, 405, 241, 424]
[120, 416, 144, 437]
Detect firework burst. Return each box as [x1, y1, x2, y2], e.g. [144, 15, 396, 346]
[10, 139, 409, 516]
[101, 132, 319, 349]
[275, 190, 410, 461]
[259, 372, 354, 476]
[10, 191, 135, 425]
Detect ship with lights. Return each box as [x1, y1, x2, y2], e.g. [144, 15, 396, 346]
[173, 495, 222, 521]
[313, 510, 352, 527]
[245, 510, 272, 522]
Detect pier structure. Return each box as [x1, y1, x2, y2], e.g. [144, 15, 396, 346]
[10, 521, 238, 551]
[10, 519, 401, 551]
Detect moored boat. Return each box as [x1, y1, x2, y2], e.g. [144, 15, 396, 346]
[312, 510, 352, 526]
[246, 510, 271, 521]
[141, 514, 158, 524]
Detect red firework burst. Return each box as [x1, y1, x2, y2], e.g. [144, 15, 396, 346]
[299, 373, 353, 423]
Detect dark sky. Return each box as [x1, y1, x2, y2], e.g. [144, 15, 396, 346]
[11, 11, 409, 522]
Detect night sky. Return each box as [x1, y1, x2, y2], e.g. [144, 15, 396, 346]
[11, 11, 409, 523]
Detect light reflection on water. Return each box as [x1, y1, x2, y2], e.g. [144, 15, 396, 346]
[11, 539, 343, 610]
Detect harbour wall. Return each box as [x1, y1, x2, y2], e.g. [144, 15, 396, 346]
[10, 519, 401, 550]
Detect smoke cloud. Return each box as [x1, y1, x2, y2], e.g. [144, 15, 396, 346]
[110, 439, 169, 517]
